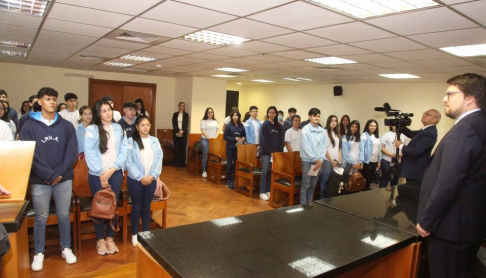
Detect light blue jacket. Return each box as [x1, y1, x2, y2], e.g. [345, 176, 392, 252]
[126, 136, 163, 181]
[300, 124, 327, 163]
[360, 132, 382, 164]
[341, 135, 363, 168]
[84, 123, 128, 176]
[76, 123, 86, 154]
[244, 118, 261, 144]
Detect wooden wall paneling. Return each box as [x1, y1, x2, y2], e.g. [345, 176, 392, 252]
[89, 82, 124, 112]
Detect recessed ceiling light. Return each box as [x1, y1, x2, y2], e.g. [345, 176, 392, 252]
[184, 30, 251, 46]
[252, 79, 274, 83]
[0, 40, 30, 49]
[0, 0, 50, 16]
[305, 57, 358, 65]
[78, 55, 106, 61]
[104, 62, 135, 67]
[211, 75, 236, 78]
[120, 55, 157, 62]
[116, 31, 160, 44]
[440, 44, 486, 57]
[296, 77, 313, 81]
[236, 82, 242, 85]
[215, 67, 248, 73]
[307, 0, 439, 19]
[123, 68, 149, 72]
[284, 78, 302, 82]
[1, 50, 26, 57]
[379, 74, 420, 79]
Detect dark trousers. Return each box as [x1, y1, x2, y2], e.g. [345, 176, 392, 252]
[88, 170, 123, 239]
[427, 235, 482, 278]
[380, 159, 398, 188]
[342, 164, 354, 184]
[127, 177, 156, 234]
[407, 178, 422, 188]
[174, 134, 187, 167]
[362, 162, 378, 190]
[226, 147, 237, 184]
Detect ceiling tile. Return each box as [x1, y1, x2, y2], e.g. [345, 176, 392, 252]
[262, 33, 335, 48]
[384, 50, 453, 61]
[84, 45, 133, 54]
[38, 30, 99, 44]
[94, 38, 148, 50]
[272, 50, 319, 59]
[183, 52, 230, 60]
[306, 44, 371, 56]
[368, 61, 423, 69]
[204, 47, 258, 57]
[339, 54, 400, 63]
[248, 1, 352, 31]
[275, 60, 315, 67]
[304, 22, 396, 43]
[443, 0, 478, 5]
[244, 54, 293, 63]
[407, 28, 486, 48]
[365, 7, 477, 36]
[0, 11, 43, 28]
[34, 38, 89, 49]
[350, 37, 428, 52]
[159, 39, 220, 51]
[77, 50, 121, 59]
[121, 18, 197, 38]
[0, 24, 37, 37]
[126, 51, 172, 60]
[105, 58, 146, 65]
[229, 41, 293, 53]
[144, 46, 193, 55]
[48, 3, 133, 28]
[141, 1, 236, 28]
[42, 19, 112, 37]
[335, 64, 381, 70]
[56, 0, 163, 16]
[175, 0, 294, 16]
[209, 19, 293, 40]
[219, 58, 265, 66]
[413, 59, 474, 68]
[439, 65, 486, 73]
[0, 33, 34, 44]
[452, 1, 486, 25]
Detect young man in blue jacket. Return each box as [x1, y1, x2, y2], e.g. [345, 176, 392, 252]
[20, 87, 78, 271]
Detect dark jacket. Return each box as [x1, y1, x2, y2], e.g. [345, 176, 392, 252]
[223, 123, 246, 149]
[20, 112, 78, 184]
[18, 111, 31, 134]
[418, 110, 486, 243]
[283, 117, 292, 133]
[7, 108, 18, 130]
[118, 116, 136, 139]
[259, 120, 284, 156]
[172, 112, 189, 136]
[399, 125, 437, 180]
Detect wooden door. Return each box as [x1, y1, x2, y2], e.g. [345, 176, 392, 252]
[89, 83, 124, 112]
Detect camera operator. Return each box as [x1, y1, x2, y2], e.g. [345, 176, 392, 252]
[394, 109, 441, 187]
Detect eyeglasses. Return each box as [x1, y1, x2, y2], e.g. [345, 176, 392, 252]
[444, 91, 462, 101]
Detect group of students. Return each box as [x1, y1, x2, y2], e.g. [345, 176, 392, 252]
[0, 88, 161, 272]
[199, 105, 410, 204]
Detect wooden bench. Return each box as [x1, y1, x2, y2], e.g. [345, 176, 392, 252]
[234, 144, 261, 197]
[157, 129, 174, 166]
[187, 133, 203, 175]
[207, 137, 227, 184]
[270, 151, 302, 208]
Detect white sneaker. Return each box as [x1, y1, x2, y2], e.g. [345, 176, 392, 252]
[260, 193, 269, 201]
[132, 235, 138, 247]
[31, 253, 44, 271]
[62, 248, 77, 264]
[266, 192, 271, 198]
[202, 172, 207, 178]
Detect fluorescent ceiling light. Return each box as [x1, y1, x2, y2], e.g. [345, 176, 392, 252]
[252, 79, 274, 83]
[286, 207, 305, 213]
[123, 68, 149, 72]
[236, 82, 242, 85]
[211, 75, 236, 78]
[104, 62, 135, 67]
[440, 44, 486, 57]
[284, 78, 302, 82]
[78, 55, 105, 61]
[361, 235, 398, 248]
[379, 74, 420, 79]
[185, 30, 251, 46]
[215, 67, 248, 73]
[120, 55, 157, 62]
[1, 50, 26, 57]
[288, 257, 335, 276]
[0, 40, 30, 49]
[211, 217, 242, 227]
[0, 0, 50, 16]
[284, 77, 314, 82]
[307, 0, 439, 19]
[296, 77, 313, 81]
[306, 57, 358, 65]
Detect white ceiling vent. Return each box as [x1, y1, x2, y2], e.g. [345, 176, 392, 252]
[116, 31, 160, 44]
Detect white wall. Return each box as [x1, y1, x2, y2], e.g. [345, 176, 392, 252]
[191, 77, 227, 133]
[235, 82, 455, 143]
[0, 62, 176, 129]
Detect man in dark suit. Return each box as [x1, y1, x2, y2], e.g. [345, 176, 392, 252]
[395, 109, 441, 187]
[417, 73, 486, 277]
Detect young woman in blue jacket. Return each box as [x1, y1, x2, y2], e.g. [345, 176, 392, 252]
[126, 115, 162, 246]
[84, 99, 128, 256]
[341, 120, 363, 187]
[360, 119, 382, 190]
[223, 110, 246, 189]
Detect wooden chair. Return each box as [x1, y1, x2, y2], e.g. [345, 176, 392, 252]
[207, 137, 227, 184]
[187, 134, 203, 175]
[157, 129, 174, 166]
[270, 151, 302, 208]
[234, 144, 261, 197]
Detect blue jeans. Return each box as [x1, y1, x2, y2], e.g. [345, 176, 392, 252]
[201, 138, 209, 172]
[127, 177, 156, 234]
[226, 146, 237, 184]
[319, 160, 332, 199]
[88, 170, 123, 239]
[259, 155, 272, 193]
[31, 180, 73, 254]
[301, 161, 321, 204]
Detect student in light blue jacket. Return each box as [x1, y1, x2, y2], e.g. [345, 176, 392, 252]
[244, 105, 261, 145]
[341, 120, 363, 186]
[76, 106, 92, 154]
[360, 119, 382, 190]
[84, 99, 127, 256]
[126, 115, 162, 247]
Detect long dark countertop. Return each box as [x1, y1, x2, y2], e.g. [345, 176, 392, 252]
[317, 185, 420, 235]
[0, 201, 29, 233]
[138, 203, 417, 278]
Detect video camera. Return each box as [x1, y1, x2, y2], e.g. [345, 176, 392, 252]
[374, 103, 413, 128]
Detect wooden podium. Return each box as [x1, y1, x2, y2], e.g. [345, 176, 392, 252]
[0, 141, 35, 278]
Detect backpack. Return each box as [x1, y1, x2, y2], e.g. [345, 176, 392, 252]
[346, 171, 366, 192]
[87, 185, 120, 232]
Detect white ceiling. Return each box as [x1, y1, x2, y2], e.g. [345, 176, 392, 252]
[0, 0, 485, 84]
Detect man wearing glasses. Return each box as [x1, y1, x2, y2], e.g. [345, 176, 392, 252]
[416, 73, 486, 277]
[394, 108, 441, 188]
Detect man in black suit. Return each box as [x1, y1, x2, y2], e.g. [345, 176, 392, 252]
[395, 109, 441, 187]
[417, 73, 486, 277]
